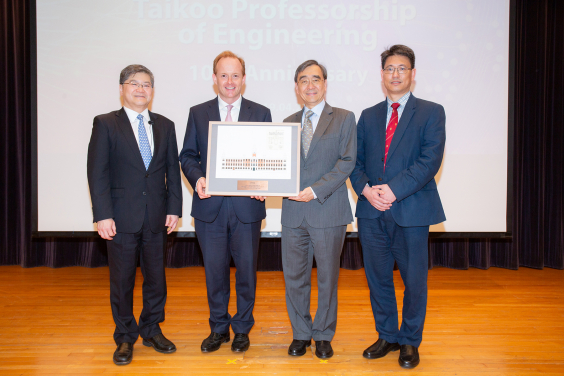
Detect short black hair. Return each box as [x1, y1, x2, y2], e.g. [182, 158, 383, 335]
[381, 45, 415, 69]
[294, 60, 328, 83]
[119, 64, 154, 87]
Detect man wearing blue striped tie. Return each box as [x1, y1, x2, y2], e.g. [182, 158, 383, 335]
[87, 64, 182, 366]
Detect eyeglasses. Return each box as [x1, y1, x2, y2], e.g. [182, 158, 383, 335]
[122, 81, 152, 89]
[298, 78, 324, 87]
[382, 67, 412, 75]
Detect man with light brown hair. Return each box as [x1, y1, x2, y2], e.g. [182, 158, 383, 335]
[179, 51, 272, 353]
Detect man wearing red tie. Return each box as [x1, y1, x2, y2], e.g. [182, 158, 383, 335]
[350, 45, 446, 369]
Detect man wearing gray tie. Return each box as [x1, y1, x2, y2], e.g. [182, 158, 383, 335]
[281, 60, 357, 359]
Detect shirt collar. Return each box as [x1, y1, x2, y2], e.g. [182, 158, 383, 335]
[123, 106, 150, 124]
[304, 100, 326, 117]
[387, 91, 411, 107]
[218, 95, 242, 110]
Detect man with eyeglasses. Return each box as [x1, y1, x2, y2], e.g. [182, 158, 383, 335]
[179, 51, 272, 354]
[281, 60, 356, 359]
[350, 44, 446, 369]
[87, 64, 182, 365]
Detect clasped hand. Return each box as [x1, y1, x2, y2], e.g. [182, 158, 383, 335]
[362, 184, 396, 211]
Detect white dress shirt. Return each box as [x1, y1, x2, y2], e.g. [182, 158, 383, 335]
[218, 95, 242, 122]
[123, 106, 154, 154]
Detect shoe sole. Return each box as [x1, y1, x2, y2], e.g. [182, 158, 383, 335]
[201, 337, 230, 353]
[142, 340, 177, 354]
[399, 358, 420, 369]
[288, 343, 311, 356]
[315, 350, 334, 359]
[231, 344, 250, 352]
[113, 358, 132, 366]
[363, 345, 401, 359]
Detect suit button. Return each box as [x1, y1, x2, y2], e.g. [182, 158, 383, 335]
[378, 178, 382, 181]
[143, 192, 146, 195]
[145, 174, 149, 178]
[381, 158, 384, 162]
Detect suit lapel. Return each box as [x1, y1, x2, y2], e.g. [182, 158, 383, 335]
[207, 97, 221, 122]
[386, 95, 416, 162]
[306, 102, 333, 158]
[376, 101, 388, 156]
[148, 111, 161, 172]
[116, 108, 146, 170]
[294, 109, 306, 162]
[238, 97, 253, 122]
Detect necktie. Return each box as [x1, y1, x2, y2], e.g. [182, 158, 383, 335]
[302, 110, 314, 157]
[226, 104, 233, 122]
[137, 114, 152, 170]
[384, 102, 401, 171]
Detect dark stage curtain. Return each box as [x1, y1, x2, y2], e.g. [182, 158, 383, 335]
[0, 0, 33, 266]
[1, 0, 562, 270]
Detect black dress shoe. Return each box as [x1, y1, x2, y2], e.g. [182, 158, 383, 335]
[398, 344, 420, 368]
[142, 333, 177, 354]
[201, 332, 230, 353]
[288, 339, 311, 356]
[231, 333, 250, 352]
[113, 342, 133, 365]
[314, 340, 334, 359]
[363, 338, 400, 359]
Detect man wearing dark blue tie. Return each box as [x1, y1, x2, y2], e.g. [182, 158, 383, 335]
[87, 64, 182, 365]
[350, 45, 446, 369]
[179, 51, 272, 353]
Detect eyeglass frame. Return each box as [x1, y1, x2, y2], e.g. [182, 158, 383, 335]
[121, 81, 153, 90]
[382, 66, 413, 75]
[298, 77, 325, 87]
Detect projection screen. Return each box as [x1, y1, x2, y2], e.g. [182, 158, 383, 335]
[36, 0, 510, 234]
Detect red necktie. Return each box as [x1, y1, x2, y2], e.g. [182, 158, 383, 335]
[384, 102, 401, 171]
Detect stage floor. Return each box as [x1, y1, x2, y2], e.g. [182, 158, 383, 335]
[0, 265, 563, 375]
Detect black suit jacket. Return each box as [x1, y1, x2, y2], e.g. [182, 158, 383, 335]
[87, 108, 182, 233]
[179, 97, 272, 223]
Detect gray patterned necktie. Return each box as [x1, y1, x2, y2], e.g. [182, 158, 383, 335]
[302, 110, 314, 157]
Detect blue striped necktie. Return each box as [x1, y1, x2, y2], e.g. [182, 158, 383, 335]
[137, 114, 152, 170]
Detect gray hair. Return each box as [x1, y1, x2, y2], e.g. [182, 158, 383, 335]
[119, 64, 154, 87]
[294, 60, 328, 83]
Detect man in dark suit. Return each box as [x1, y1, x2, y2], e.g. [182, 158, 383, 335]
[87, 64, 182, 365]
[350, 45, 446, 369]
[281, 60, 356, 359]
[179, 51, 272, 353]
